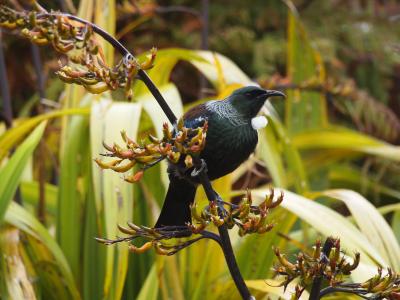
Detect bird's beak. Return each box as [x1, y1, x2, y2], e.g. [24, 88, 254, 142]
[266, 90, 286, 98]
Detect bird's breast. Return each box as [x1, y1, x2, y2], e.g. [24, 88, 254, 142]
[169, 102, 258, 182]
[200, 116, 258, 180]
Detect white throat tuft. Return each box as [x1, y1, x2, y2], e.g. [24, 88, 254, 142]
[251, 116, 268, 130]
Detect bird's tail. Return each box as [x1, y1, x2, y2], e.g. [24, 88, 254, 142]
[155, 177, 197, 227]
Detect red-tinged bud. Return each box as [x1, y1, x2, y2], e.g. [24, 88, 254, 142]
[313, 240, 322, 260]
[102, 141, 114, 152]
[135, 155, 156, 163]
[177, 117, 184, 131]
[188, 223, 206, 234]
[159, 143, 171, 155]
[390, 292, 400, 300]
[94, 237, 112, 245]
[120, 130, 128, 143]
[110, 160, 136, 172]
[118, 149, 135, 159]
[209, 201, 218, 215]
[238, 203, 250, 219]
[148, 134, 160, 144]
[167, 151, 180, 164]
[190, 203, 203, 223]
[1, 21, 17, 29]
[211, 215, 224, 227]
[162, 123, 172, 140]
[268, 191, 284, 209]
[129, 242, 152, 254]
[246, 189, 253, 205]
[175, 130, 188, 143]
[189, 145, 201, 152]
[140, 47, 157, 70]
[264, 189, 274, 208]
[124, 170, 144, 183]
[174, 141, 185, 153]
[184, 155, 193, 168]
[154, 242, 170, 255]
[242, 220, 252, 231]
[94, 158, 122, 169]
[341, 252, 360, 275]
[84, 82, 110, 94]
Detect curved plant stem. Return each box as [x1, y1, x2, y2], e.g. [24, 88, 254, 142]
[319, 286, 369, 298]
[309, 237, 335, 300]
[218, 224, 252, 299]
[37, 12, 178, 125]
[0, 29, 12, 129]
[51, 11, 252, 300]
[195, 159, 252, 300]
[30, 44, 47, 224]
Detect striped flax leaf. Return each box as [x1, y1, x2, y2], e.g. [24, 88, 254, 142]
[91, 98, 142, 300]
[5, 202, 80, 299]
[0, 121, 46, 222]
[285, 3, 327, 135]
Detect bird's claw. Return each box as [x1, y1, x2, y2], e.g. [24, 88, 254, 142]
[215, 195, 229, 219]
[155, 225, 193, 238]
[191, 159, 207, 177]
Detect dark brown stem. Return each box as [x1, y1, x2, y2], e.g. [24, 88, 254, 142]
[309, 237, 335, 300]
[319, 286, 368, 298]
[0, 28, 23, 205]
[195, 159, 252, 300]
[0, 29, 12, 129]
[218, 224, 252, 299]
[30, 44, 46, 225]
[137, 69, 177, 125]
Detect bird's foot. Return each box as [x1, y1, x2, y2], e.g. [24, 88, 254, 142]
[155, 225, 193, 238]
[190, 158, 207, 177]
[215, 195, 229, 219]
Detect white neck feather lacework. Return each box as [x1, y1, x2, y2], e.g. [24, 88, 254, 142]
[205, 100, 268, 130]
[205, 100, 247, 126]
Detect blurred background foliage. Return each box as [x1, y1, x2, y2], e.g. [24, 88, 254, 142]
[1, 0, 400, 299]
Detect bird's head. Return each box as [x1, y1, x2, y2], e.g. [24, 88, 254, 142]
[228, 86, 285, 118]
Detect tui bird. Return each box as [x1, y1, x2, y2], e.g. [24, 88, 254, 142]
[155, 86, 285, 228]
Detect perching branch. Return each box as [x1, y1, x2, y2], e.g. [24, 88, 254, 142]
[309, 237, 335, 300]
[193, 158, 253, 300]
[0, 29, 12, 129]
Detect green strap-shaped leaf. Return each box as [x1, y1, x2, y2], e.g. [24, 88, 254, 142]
[285, 3, 327, 134]
[136, 264, 158, 300]
[91, 98, 142, 300]
[0, 121, 47, 222]
[0, 108, 89, 163]
[293, 127, 400, 161]
[5, 202, 81, 299]
[323, 189, 400, 271]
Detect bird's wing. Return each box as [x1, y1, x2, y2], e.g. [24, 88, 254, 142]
[183, 103, 210, 129]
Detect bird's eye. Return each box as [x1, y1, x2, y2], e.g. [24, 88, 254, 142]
[245, 92, 252, 97]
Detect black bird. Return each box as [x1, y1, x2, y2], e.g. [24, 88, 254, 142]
[155, 86, 285, 227]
